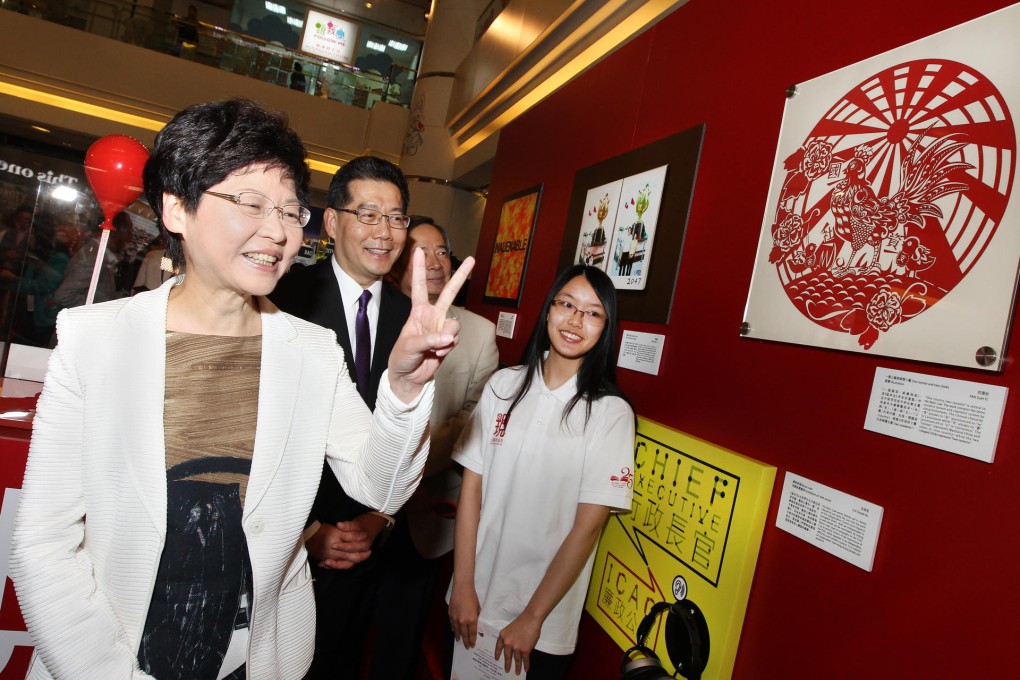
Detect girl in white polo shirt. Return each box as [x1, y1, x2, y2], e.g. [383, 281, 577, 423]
[449, 265, 635, 679]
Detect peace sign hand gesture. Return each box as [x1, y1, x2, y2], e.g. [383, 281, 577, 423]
[387, 248, 476, 403]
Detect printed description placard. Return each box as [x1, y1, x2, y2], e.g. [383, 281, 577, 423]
[863, 367, 1007, 463]
[617, 330, 664, 375]
[495, 312, 517, 339]
[776, 473, 883, 572]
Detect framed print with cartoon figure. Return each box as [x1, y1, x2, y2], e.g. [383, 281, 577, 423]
[559, 124, 704, 324]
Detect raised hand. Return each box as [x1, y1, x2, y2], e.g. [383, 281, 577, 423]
[387, 248, 475, 402]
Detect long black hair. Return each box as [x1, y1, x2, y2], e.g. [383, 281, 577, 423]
[503, 264, 627, 424]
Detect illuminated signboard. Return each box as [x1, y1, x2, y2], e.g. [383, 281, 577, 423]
[300, 10, 359, 64]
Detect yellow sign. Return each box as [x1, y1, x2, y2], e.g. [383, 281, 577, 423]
[585, 418, 775, 679]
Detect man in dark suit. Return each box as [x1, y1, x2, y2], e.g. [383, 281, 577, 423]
[269, 155, 413, 679]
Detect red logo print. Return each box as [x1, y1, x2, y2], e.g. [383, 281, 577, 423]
[610, 467, 633, 489]
[490, 412, 510, 445]
[767, 59, 1014, 349]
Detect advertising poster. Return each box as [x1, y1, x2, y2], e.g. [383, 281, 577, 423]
[743, 4, 1020, 371]
[300, 10, 359, 64]
[585, 418, 775, 679]
[483, 185, 541, 306]
[0, 146, 88, 218]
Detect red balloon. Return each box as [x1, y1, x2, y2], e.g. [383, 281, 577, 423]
[84, 135, 150, 230]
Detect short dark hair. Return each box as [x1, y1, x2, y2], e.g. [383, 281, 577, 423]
[326, 156, 409, 214]
[392, 215, 450, 279]
[142, 98, 310, 270]
[407, 215, 450, 249]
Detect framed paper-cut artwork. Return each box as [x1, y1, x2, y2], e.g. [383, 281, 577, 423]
[743, 4, 1020, 371]
[484, 185, 542, 306]
[558, 124, 705, 324]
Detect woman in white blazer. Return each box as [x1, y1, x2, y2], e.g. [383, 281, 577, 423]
[9, 99, 472, 680]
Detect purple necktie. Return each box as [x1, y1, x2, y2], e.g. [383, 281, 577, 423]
[354, 289, 372, 400]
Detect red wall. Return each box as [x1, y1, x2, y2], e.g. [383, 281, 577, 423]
[464, 1, 1020, 677]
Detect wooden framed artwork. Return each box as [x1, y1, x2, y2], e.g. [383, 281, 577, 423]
[483, 184, 542, 307]
[558, 124, 705, 324]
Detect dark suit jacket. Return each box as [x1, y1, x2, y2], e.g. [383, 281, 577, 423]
[269, 259, 411, 529]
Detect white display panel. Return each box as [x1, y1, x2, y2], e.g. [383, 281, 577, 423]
[299, 10, 359, 64]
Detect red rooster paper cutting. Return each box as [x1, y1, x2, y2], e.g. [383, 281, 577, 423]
[828, 132, 971, 278]
[761, 58, 1015, 351]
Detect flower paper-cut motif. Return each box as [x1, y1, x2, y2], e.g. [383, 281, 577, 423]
[800, 139, 833, 181]
[773, 214, 805, 254]
[865, 289, 903, 331]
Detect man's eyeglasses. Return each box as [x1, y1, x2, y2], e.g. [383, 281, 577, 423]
[338, 207, 411, 230]
[550, 299, 607, 326]
[204, 191, 311, 229]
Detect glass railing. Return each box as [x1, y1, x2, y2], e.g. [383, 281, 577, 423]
[1, 0, 416, 110]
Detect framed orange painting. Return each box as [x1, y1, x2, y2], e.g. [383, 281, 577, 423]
[483, 184, 541, 306]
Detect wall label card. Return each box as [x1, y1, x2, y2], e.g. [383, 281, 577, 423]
[617, 330, 664, 375]
[495, 312, 517, 339]
[864, 367, 1007, 463]
[776, 472, 883, 572]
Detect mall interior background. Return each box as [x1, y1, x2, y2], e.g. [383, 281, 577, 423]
[3, 0, 1020, 678]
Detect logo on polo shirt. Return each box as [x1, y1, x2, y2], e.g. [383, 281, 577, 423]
[610, 467, 633, 489]
[490, 412, 510, 445]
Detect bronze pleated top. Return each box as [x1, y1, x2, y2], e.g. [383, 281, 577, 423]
[163, 332, 261, 505]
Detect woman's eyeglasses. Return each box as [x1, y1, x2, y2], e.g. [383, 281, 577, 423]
[204, 191, 311, 229]
[550, 299, 607, 326]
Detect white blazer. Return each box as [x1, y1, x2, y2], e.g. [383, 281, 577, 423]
[10, 280, 432, 679]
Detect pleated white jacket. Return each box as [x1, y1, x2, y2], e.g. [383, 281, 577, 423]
[9, 280, 431, 679]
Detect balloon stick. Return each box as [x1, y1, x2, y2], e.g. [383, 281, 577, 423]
[84, 228, 111, 306]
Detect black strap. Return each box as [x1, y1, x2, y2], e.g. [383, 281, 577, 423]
[636, 600, 673, 646]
